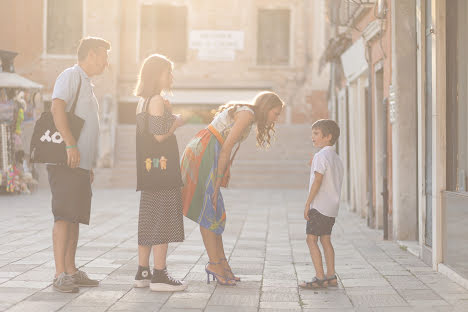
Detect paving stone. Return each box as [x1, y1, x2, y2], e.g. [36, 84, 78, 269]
[302, 296, 353, 309]
[159, 308, 203, 312]
[262, 286, 298, 293]
[59, 306, 109, 312]
[262, 279, 298, 287]
[1, 189, 468, 311]
[341, 278, 390, 288]
[205, 306, 257, 312]
[399, 289, 442, 301]
[209, 294, 259, 307]
[348, 294, 408, 307]
[69, 290, 126, 306]
[260, 292, 299, 302]
[5, 300, 66, 312]
[108, 301, 161, 311]
[407, 299, 451, 307]
[162, 297, 209, 309]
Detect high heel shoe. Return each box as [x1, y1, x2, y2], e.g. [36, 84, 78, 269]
[205, 262, 236, 286]
[220, 257, 241, 282]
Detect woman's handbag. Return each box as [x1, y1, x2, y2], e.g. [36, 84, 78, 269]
[30, 77, 83, 164]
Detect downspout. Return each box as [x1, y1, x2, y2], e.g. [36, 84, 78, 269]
[111, 0, 123, 168]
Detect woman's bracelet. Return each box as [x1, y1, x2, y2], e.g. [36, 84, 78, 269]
[66, 145, 77, 149]
[217, 173, 224, 178]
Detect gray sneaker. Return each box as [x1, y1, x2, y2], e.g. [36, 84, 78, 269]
[70, 270, 99, 287]
[53, 272, 79, 293]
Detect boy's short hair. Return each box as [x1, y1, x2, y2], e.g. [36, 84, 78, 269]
[77, 37, 111, 61]
[312, 119, 340, 145]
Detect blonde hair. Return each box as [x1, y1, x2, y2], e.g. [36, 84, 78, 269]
[134, 54, 173, 99]
[216, 91, 284, 148]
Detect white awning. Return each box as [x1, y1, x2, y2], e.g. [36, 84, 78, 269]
[0, 72, 43, 89]
[119, 88, 270, 105]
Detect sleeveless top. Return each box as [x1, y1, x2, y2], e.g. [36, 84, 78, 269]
[209, 106, 255, 142]
[135, 97, 183, 191]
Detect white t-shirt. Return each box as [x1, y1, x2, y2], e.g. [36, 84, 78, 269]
[308, 146, 344, 217]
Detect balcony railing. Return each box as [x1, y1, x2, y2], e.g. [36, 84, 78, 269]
[327, 0, 376, 27]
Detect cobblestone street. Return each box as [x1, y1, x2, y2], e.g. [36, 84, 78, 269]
[0, 189, 467, 312]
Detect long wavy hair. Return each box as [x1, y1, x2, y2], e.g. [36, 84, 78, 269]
[216, 91, 284, 148]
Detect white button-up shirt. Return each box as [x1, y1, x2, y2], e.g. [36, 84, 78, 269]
[52, 65, 100, 170]
[309, 145, 344, 217]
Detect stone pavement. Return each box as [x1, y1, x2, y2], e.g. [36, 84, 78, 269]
[1, 189, 467, 312]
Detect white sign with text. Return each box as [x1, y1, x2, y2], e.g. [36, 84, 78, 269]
[189, 30, 244, 61]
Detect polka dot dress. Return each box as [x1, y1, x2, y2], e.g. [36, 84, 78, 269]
[138, 188, 184, 245]
[136, 104, 184, 246]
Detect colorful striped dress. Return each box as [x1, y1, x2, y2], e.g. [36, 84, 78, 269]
[180, 106, 254, 234]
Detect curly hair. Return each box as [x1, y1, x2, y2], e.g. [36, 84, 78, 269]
[215, 91, 284, 148]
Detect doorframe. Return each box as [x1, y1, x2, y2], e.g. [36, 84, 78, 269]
[374, 61, 385, 230]
[416, 0, 429, 261]
[430, 0, 447, 270]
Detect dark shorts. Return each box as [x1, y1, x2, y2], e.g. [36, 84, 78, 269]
[47, 165, 92, 225]
[306, 209, 336, 236]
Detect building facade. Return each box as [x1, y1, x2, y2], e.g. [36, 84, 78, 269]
[1, 0, 330, 168]
[415, 0, 468, 288]
[323, 0, 468, 288]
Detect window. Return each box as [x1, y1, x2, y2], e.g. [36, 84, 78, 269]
[257, 9, 290, 65]
[46, 0, 83, 55]
[140, 5, 187, 62]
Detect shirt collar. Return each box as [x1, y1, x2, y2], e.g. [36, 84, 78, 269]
[321, 145, 336, 152]
[74, 64, 95, 87]
[74, 64, 90, 80]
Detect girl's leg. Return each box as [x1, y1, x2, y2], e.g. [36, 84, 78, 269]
[152, 244, 168, 270]
[215, 235, 239, 280]
[138, 245, 151, 267]
[200, 226, 234, 284]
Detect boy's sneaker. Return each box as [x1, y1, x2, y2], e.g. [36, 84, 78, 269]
[134, 265, 152, 288]
[69, 270, 99, 287]
[53, 272, 79, 293]
[150, 268, 187, 292]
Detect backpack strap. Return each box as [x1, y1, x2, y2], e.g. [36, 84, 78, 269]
[69, 75, 82, 115]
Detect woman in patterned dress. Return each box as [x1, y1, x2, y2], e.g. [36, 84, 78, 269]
[180, 92, 284, 285]
[133, 54, 187, 292]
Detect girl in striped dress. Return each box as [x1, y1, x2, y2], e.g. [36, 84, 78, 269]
[180, 92, 284, 285]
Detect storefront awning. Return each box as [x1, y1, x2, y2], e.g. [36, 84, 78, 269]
[0, 72, 43, 89]
[119, 88, 271, 105]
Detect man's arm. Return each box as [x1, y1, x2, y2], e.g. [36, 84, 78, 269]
[304, 172, 324, 220]
[50, 98, 80, 168]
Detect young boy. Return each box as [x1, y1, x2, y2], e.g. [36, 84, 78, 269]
[299, 119, 344, 289]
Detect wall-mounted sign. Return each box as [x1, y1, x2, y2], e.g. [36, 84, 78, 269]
[189, 30, 244, 61]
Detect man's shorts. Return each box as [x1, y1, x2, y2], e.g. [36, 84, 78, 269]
[306, 209, 336, 236]
[47, 165, 92, 225]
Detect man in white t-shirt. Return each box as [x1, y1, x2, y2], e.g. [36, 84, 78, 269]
[299, 119, 344, 289]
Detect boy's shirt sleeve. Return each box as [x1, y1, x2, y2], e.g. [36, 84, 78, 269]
[313, 152, 327, 175]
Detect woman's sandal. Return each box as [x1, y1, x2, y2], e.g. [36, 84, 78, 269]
[299, 276, 328, 289]
[220, 257, 241, 282]
[205, 262, 236, 286]
[326, 274, 338, 287]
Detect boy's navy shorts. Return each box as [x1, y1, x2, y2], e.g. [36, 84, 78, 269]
[306, 209, 335, 236]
